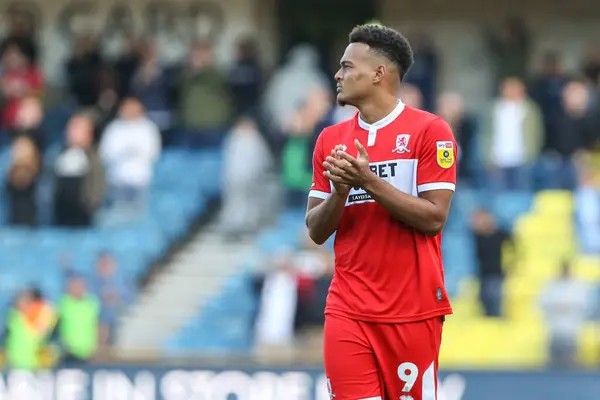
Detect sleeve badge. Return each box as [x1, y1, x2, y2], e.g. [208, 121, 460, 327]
[436, 141, 454, 169]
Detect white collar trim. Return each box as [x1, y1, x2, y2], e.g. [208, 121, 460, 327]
[357, 99, 405, 131]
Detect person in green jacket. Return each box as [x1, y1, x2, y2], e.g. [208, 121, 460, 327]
[3, 291, 41, 370]
[58, 276, 100, 366]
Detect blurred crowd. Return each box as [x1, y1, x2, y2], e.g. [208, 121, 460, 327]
[1, 252, 133, 369]
[0, 14, 599, 370]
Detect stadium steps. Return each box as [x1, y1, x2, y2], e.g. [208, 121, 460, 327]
[114, 224, 254, 350]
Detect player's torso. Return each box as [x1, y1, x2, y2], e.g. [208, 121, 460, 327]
[325, 108, 430, 241]
[322, 108, 451, 322]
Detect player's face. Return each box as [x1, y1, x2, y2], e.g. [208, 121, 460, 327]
[334, 43, 377, 107]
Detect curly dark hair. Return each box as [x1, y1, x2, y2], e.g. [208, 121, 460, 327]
[349, 24, 414, 81]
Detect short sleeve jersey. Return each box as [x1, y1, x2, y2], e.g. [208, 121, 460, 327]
[309, 101, 455, 323]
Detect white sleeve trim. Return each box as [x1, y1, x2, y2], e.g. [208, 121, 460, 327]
[308, 190, 331, 199]
[418, 182, 456, 192]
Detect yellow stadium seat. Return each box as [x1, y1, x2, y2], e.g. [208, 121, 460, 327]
[572, 256, 600, 282]
[577, 323, 600, 367]
[442, 188, 589, 369]
[440, 318, 548, 368]
[532, 190, 574, 215]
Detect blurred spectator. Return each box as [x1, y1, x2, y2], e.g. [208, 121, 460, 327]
[331, 104, 358, 124]
[529, 52, 568, 138]
[25, 288, 57, 339]
[254, 251, 298, 346]
[58, 276, 100, 366]
[399, 83, 423, 109]
[92, 252, 133, 347]
[12, 95, 45, 151]
[294, 232, 333, 330]
[0, 14, 38, 64]
[283, 87, 331, 208]
[177, 41, 232, 148]
[5, 136, 40, 226]
[482, 77, 543, 190]
[99, 98, 160, 223]
[540, 262, 596, 369]
[471, 209, 511, 317]
[0, 44, 44, 130]
[436, 92, 477, 185]
[581, 46, 600, 89]
[92, 67, 121, 139]
[130, 40, 172, 131]
[575, 156, 600, 254]
[487, 18, 530, 89]
[53, 114, 105, 227]
[3, 290, 38, 369]
[65, 35, 103, 108]
[404, 32, 438, 111]
[114, 35, 141, 99]
[229, 37, 263, 117]
[540, 80, 597, 190]
[221, 116, 273, 240]
[263, 44, 328, 134]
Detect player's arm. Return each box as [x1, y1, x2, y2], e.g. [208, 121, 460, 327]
[363, 118, 456, 236]
[305, 131, 348, 245]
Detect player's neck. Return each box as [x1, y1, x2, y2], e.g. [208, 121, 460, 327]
[358, 95, 399, 125]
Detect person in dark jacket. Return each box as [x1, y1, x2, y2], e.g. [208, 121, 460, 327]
[53, 114, 105, 227]
[471, 209, 513, 317]
[5, 136, 40, 226]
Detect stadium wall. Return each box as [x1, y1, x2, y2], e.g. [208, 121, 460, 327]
[1, 367, 600, 400]
[0, 0, 278, 84]
[381, 0, 600, 111]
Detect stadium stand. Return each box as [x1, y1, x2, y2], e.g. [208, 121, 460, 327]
[0, 109, 223, 331]
[162, 187, 600, 369]
[441, 190, 600, 368]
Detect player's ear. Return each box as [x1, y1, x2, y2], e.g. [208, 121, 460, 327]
[372, 64, 385, 84]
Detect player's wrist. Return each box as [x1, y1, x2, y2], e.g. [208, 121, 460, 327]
[333, 188, 350, 198]
[361, 172, 379, 192]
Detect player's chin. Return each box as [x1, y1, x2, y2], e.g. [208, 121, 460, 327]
[336, 93, 350, 107]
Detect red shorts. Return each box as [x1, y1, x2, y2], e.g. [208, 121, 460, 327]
[323, 313, 444, 400]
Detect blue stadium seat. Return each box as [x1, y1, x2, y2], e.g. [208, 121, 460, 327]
[492, 192, 534, 230]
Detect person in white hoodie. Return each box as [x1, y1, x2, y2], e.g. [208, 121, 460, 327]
[221, 116, 273, 239]
[99, 97, 161, 221]
[262, 44, 329, 134]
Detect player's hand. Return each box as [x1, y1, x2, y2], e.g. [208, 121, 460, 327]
[325, 144, 351, 195]
[324, 139, 375, 188]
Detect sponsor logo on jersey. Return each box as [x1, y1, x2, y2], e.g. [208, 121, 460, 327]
[393, 134, 411, 153]
[346, 159, 416, 205]
[436, 141, 454, 169]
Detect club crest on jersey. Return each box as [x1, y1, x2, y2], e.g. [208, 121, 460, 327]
[393, 134, 411, 153]
[436, 141, 454, 169]
[332, 144, 347, 153]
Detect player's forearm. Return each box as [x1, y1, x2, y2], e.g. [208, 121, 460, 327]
[363, 176, 447, 236]
[305, 192, 347, 245]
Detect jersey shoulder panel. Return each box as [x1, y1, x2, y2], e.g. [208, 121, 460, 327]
[318, 117, 357, 146]
[403, 106, 441, 127]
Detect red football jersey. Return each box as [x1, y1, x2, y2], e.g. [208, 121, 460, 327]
[309, 101, 455, 323]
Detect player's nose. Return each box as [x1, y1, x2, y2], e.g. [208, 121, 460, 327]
[334, 68, 343, 81]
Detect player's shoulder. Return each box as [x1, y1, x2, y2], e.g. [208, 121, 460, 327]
[319, 117, 356, 137]
[403, 106, 447, 128]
